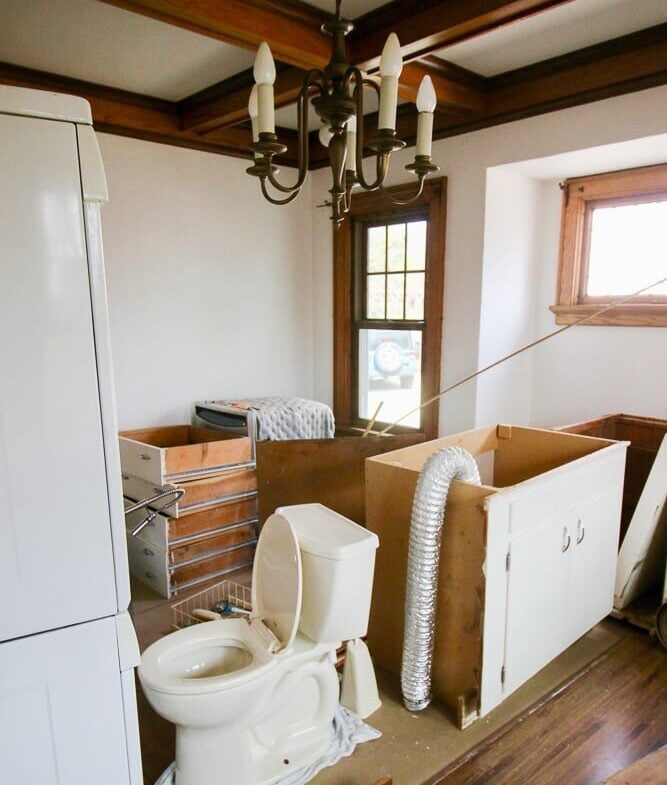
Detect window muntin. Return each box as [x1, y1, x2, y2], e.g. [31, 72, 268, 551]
[364, 219, 427, 321]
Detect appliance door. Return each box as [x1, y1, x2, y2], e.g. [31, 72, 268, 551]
[0, 113, 118, 640]
[0, 615, 140, 785]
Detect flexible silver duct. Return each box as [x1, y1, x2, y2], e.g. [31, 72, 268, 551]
[401, 446, 481, 711]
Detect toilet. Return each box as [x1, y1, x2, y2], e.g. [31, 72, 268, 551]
[139, 503, 379, 785]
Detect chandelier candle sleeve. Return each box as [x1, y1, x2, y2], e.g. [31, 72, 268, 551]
[415, 76, 436, 158]
[248, 85, 259, 144]
[378, 33, 402, 131]
[345, 116, 357, 172]
[254, 42, 276, 134]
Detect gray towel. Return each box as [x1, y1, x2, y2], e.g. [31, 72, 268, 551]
[222, 397, 335, 441]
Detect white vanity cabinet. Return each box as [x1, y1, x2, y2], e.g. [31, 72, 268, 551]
[366, 424, 628, 727]
[504, 487, 622, 694]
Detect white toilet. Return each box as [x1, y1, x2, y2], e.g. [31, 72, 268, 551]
[139, 503, 379, 785]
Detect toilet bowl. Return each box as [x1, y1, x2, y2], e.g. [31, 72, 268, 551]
[139, 504, 379, 785]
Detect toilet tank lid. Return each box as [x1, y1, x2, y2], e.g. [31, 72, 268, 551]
[276, 504, 379, 561]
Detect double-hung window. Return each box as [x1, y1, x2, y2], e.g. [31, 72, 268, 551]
[333, 179, 446, 439]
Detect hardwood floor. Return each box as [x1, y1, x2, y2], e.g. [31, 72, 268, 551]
[431, 621, 666, 785]
[131, 583, 666, 785]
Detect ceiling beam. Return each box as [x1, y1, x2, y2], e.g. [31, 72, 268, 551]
[0, 62, 300, 163]
[179, 66, 305, 134]
[349, 0, 577, 70]
[96, 0, 332, 70]
[400, 59, 487, 115]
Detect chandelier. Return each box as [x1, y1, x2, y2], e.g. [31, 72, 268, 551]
[245, 0, 439, 225]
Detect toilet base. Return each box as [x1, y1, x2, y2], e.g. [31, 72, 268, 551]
[172, 719, 334, 785]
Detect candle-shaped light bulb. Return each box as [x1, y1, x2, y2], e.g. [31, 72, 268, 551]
[345, 115, 357, 172]
[254, 42, 276, 134]
[253, 42, 276, 85]
[380, 33, 402, 77]
[416, 75, 436, 113]
[378, 33, 402, 131]
[248, 85, 259, 143]
[415, 75, 436, 158]
[319, 125, 333, 147]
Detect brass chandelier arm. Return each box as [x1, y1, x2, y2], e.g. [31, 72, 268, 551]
[264, 70, 324, 195]
[348, 70, 387, 192]
[260, 177, 300, 204]
[379, 176, 426, 205]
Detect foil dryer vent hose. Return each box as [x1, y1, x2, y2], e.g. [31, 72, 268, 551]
[401, 446, 481, 712]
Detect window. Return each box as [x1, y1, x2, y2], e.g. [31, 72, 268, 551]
[333, 179, 446, 439]
[552, 164, 667, 326]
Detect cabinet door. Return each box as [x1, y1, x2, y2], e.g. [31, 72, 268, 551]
[0, 618, 132, 785]
[0, 114, 117, 640]
[503, 511, 572, 695]
[565, 488, 622, 647]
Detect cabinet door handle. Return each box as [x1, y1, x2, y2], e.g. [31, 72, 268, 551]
[576, 519, 585, 544]
[562, 526, 571, 553]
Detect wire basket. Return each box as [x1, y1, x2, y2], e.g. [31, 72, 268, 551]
[171, 579, 252, 630]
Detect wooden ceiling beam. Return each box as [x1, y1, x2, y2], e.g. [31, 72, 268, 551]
[0, 62, 300, 163]
[349, 0, 577, 70]
[309, 24, 667, 168]
[180, 67, 305, 134]
[400, 60, 487, 115]
[96, 0, 331, 70]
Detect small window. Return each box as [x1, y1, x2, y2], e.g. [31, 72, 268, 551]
[552, 164, 667, 326]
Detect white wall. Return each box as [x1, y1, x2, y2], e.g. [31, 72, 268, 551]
[474, 169, 543, 426]
[98, 134, 314, 430]
[309, 86, 667, 434]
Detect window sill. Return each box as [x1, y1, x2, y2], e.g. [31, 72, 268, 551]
[550, 304, 667, 327]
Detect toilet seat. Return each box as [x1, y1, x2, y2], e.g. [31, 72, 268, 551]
[141, 515, 305, 698]
[139, 618, 278, 697]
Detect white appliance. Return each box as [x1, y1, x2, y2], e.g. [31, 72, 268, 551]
[139, 503, 379, 785]
[0, 86, 142, 785]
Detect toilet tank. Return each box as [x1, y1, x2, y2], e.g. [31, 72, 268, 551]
[277, 504, 379, 644]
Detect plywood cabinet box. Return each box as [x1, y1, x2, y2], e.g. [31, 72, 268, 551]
[365, 424, 627, 728]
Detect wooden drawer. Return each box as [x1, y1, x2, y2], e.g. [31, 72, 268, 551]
[170, 522, 257, 566]
[122, 470, 257, 517]
[119, 425, 253, 485]
[124, 496, 258, 548]
[127, 532, 256, 598]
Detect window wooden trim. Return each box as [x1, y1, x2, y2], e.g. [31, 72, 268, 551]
[552, 163, 667, 327]
[333, 178, 446, 440]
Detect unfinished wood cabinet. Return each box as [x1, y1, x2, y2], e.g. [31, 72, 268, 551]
[365, 424, 627, 727]
[120, 424, 259, 596]
[558, 414, 667, 633]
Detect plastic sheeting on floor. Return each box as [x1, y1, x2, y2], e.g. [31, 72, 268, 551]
[154, 704, 381, 785]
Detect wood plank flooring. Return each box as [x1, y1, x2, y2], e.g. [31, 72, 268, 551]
[432, 621, 666, 785]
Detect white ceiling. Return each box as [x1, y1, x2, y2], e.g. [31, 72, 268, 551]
[0, 0, 664, 107]
[436, 0, 667, 77]
[0, 0, 256, 101]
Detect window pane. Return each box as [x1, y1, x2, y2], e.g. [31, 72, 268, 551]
[357, 328, 422, 428]
[407, 221, 427, 270]
[586, 200, 667, 297]
[387, 223, 406, 271]
[367, 226, 386, 273]
[386, 273, 405, 319]
[366, 275, 385, 319]
[405, 272, 425, 319]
